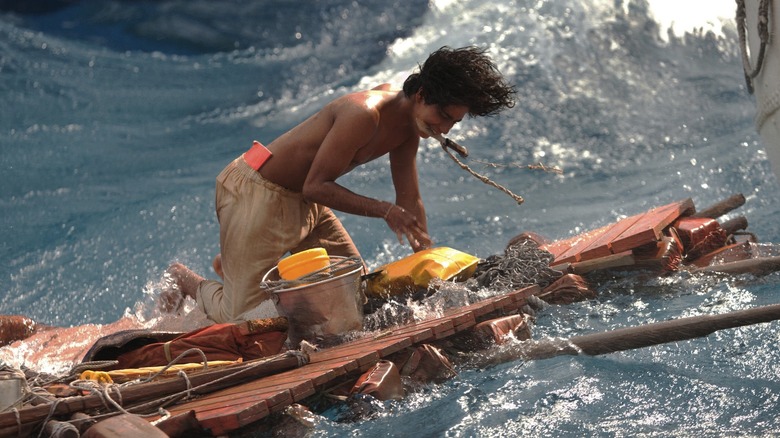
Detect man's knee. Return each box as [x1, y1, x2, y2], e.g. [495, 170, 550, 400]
[212, 253, 223, 278]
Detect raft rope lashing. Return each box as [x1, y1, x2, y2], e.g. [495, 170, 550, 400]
[11, 407, 20, 438]
[737, 0, 771, 94]
[35, 400, 63, 438]
[61, 349, 311, 425]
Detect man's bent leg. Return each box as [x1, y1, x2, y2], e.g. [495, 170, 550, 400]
[292, 206, 362, 260]
[207, 158, 306, 323]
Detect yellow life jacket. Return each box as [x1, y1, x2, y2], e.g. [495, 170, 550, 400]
[366, 247, 480, 297]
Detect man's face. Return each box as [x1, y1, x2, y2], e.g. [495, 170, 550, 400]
[414, 98, 469, 138]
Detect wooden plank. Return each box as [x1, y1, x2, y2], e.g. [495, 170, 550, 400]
[493, 295, 515, 312]
[197, 401, 267, 436]
[577, 213, 643, 261]
[168, 386, 292, 414]
[231, 366, 337, 389]
[176, 378, 315, 411]
[568, 250, 635, 274]
[542, 199, 695, 265]
[321, 336, 412, 359]
[541, 239, 574, 260]
[442, 307, 473, 319]
[359, 321, 444, 344]
[376, 337, 414, 356]
[333, 320, 442, 348]
[330, 326, 425, 351]
[466, 299, 496, 317]
[228, 376, 316, 401]
[506, 285, 540, 303]
[198, 363, 324, 391]
[452, 312, 476, 331]
[610, 199, 694, 254]
[195, 389, 292, 434]
[410, 327, 435, 343]
[296, 357, 356, 377]
[549, 225, 611, 264]
[431, 320, 455, 338]
[176, 390, 285, 433]
[360, 326, 433, 344]
[309, 347, 379, 364]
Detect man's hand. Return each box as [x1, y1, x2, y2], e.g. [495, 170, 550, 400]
[384, 204, 432, 251]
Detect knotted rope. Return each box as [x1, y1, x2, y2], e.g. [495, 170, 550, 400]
[436, 136, 525, 205]
[434, 134, 562, 205]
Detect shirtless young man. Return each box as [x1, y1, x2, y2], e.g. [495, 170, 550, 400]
[167, 46, 516, 323]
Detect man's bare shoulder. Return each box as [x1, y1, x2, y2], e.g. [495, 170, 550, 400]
[371, 83, 396, 91]
[328, 89, 397, 121]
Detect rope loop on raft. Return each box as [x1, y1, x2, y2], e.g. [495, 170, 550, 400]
[737, 0, 771, 93]
[261, 256, 364, 292]
[64, 349, 311, 422]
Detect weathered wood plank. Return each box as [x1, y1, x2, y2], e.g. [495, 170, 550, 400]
[167, 387, 291, 415]
[577, 213, 643, 261]
[610, 199, 694, 254]
[568, 250, 635, 275]
[550, 225, 611, 264]
[543, 199, 694, 266]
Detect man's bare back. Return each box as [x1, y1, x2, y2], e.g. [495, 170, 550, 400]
[260, 89, 416, 193]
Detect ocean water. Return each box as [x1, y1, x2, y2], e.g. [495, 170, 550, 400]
[2, 0, 780, 436]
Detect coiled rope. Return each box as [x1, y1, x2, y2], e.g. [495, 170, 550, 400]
[737, 0, 771, 94]
[471, 237, 562, 291]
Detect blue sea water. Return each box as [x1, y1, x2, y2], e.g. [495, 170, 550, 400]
[2, 0, 780, 436]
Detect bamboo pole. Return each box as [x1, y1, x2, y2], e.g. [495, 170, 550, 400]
[720, 215, 749, 235]
[488, 303, 780, 362]
[692, 256, 780, 276]
[691, 193, 746, 219]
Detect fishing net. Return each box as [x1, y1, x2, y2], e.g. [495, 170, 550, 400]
[470, 237, 563, 292]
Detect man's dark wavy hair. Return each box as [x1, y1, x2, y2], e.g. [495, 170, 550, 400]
[403, 46, 516, 117]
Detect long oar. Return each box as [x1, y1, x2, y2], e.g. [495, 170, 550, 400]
[485, 302, 780, 363]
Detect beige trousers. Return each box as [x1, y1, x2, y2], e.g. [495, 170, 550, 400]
[197, 156, 361, 323]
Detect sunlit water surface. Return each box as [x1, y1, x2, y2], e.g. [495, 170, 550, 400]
[2, 0, 780, 436]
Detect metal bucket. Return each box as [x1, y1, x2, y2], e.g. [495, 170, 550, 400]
[0, 367, 25, 412]
[262, 256, 365, 347]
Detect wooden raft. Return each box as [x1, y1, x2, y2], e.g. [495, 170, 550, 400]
[153, 285, 541, 435]
[163, 199, 697, 434]
[542, 198, 695, 271]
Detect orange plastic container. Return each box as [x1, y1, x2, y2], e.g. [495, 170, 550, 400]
[277, 248, 330, 280]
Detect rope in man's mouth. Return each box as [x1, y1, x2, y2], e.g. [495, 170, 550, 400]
[432, 133, 562, 206]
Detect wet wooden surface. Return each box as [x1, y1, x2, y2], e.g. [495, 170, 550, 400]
[155, 285, 540, 435]
[543, 198, 694, 266]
